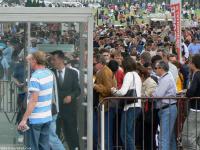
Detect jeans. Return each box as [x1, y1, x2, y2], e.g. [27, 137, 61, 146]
[158, 104, 177, 150]
[93, 110, 99, 150]
[120, 107, 141, 150]
[49, 114, 65, 150]
[25, 122, 50, 150]
[182, 111, 200, 150]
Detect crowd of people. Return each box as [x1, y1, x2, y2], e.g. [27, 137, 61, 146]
[17, 50, 81, 150]
[92, 18, 200, 149]
[0, 4, 200, 149]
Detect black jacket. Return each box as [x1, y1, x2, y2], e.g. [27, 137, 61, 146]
[186, 71, 200, 110]
[53, 67, 81, 117]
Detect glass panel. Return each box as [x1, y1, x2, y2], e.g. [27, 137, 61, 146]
[0, 20, 89, 150]
[0, 22, 27, 147]
[0, 8, 93, 149]
[29, 22, 88, 150]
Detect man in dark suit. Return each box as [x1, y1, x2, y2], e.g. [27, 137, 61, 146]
[50, 50, 81, 150]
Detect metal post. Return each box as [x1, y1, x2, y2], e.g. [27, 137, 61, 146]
[27, 22, 31, 80]
[87, 15, 94, 150]
[79, 21, 86, 150]
[97, 9, 99, 26]
[101, 104, 105, 150]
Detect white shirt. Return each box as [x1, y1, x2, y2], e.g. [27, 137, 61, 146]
[182, 42, 189, 59]
[113, 71, 142, 110]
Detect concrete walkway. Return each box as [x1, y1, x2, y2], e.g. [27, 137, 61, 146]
[0, 113, 17, 144]
[0, 113, 25, 149]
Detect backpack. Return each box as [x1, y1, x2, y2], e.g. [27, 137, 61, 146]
[0, 57, 4, 79]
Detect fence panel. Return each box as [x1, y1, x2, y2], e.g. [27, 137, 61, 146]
[96, 96, 200, 150]
[0, 80, 18, 123]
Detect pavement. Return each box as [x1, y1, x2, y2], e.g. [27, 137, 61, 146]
[0, 81, 24, 149]
[0, 113, 16, 144]
[0, 113, 25, 149]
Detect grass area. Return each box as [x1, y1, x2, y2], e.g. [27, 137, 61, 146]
[92, 8, 200, 27]
[92, 8, 145, 26]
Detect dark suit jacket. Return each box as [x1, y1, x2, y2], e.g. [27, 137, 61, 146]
[53, 67, 81, 117]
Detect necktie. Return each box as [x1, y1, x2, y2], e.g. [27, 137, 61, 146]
[58, 70, 63, 86]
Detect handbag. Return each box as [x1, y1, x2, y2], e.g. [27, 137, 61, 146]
[124, 73, 138, 104]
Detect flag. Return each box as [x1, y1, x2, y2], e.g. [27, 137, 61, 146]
[170, 0, 181, 62]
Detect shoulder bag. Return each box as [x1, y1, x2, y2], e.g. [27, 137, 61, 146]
[124, 73, 138, 104]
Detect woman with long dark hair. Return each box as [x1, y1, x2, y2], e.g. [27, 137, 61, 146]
[111, 56, 142, 150]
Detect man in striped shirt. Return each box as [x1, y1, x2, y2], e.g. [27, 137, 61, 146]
[18, 51, 53, 150]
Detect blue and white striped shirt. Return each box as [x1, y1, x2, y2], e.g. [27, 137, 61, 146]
[28, 68, 53, 124]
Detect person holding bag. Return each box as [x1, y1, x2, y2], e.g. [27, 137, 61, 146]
[111, 56, 142, 150]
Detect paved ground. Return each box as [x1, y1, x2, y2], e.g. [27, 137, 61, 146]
[0, 113, 26, 150]
[0, 81, 24, 149]
[0, 113, 18, 143]
[0, 82, 17, 144]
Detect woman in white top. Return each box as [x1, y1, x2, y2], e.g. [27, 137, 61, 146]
[111, 57, 142, 150]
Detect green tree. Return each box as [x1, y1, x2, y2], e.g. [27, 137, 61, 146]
[25, 0, 32, 7]
[36, 0, 40, 7]
[41, 0, 45, 7]
[32, 0, 37, 7]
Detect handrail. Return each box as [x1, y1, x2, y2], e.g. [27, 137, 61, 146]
[98, 93, 200, 150]
[98, 96, 189, 107]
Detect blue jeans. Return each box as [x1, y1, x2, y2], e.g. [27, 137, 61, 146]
[49, 115, 65, 150]
[158, 105, 177, 150]
[120, 107, 141, 150]
[93, 110, 99, 150]
[93, 108, 115, 150]
[25, 122, 50, 150]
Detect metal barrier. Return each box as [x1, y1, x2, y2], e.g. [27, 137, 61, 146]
[0, 80, 18, 123]
[96, 96, 200, 150]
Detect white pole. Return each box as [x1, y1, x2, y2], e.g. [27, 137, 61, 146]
[87, 15, 94, 150]
[101, 104, 105, 150]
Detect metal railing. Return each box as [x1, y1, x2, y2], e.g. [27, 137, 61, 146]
[96, 96, 200, 150]
[0, 80, 18, 123]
